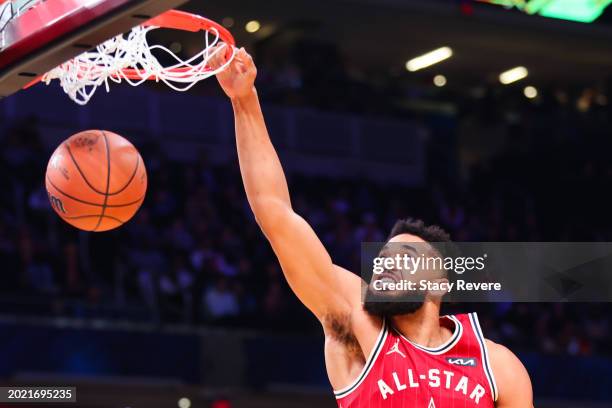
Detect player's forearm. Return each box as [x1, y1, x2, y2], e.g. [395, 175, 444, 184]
[231, 87, 292, 219]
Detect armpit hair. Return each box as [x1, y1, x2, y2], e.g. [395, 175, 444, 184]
[323, 312, 362, 356]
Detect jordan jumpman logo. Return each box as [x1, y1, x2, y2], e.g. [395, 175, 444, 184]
[386, 338, 406, 358]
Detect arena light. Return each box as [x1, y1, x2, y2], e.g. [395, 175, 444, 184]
[524, 86, 538, 99]
[406, 47, 453, 72]
[539, 0, 612, 23]
[476, 0, 612, 23]
[499, 66, 528, 85]
[169, 42, 182, 53]
[433, 75, 447, 87]
[245, 20, 261, 33]
[222, 17, 235, 28]
[178, 397, 191, 408]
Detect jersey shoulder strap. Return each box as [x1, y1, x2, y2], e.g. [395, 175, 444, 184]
[452, 312, 499, 402]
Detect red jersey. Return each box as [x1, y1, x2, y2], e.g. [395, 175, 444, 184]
[334, 313, 498, 407]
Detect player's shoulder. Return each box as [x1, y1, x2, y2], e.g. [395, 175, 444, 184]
[485, 338, 524, 374]
[485, 338, 533, 406]
[484, 338, 513, 358]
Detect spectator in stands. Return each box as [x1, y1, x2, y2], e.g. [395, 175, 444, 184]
[203, 277, 240, 320]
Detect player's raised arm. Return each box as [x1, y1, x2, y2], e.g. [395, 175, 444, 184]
[211, 47, 360, 320]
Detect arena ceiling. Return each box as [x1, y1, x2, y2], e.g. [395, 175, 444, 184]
[181, 0, 612, 86]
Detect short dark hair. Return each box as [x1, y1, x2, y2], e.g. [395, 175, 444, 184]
[387, 218, 458, 270]
[387, 218, 451, 242]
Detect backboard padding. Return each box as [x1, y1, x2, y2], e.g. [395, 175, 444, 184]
[0, 0, 189, 99]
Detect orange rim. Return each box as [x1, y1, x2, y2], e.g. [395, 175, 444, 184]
[22, 9, 235, 87]
[117, 9, 235, 80]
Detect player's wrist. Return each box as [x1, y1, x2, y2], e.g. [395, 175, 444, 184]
[231, 87, 258, 106]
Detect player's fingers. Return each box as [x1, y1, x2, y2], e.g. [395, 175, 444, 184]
[232, 48, 255, 77]
[208, 45, 226, 70]
[210, 43, 236, 71]
[240, 49, 256, 76]
[230, 47, 246, 64]
[228, 48, 246, 73]
[238, 48, 253, 65]
[232, 61, 246, 75]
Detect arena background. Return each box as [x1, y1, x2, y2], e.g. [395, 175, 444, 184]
[1, 0, 612, 406]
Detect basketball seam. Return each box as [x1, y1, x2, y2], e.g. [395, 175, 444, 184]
[47, 176, 145, 207]
[65, 133, 140, 196]
[108, 154, 139, 196]
[65, 139, 106, 196]
[62, 214, 125, 224]
[93, 131, 111, 231]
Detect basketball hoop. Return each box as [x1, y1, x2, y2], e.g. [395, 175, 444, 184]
[1, 1, 236, 105]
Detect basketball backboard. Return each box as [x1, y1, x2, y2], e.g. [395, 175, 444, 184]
[0, 0, 189, 99]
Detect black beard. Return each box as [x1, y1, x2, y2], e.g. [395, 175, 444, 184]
[363, 287, 425, 317]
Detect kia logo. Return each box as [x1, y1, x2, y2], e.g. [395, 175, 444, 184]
[446, 357, 477, 367]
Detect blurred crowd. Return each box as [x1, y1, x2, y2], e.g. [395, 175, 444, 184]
[1, 67, 612, 359]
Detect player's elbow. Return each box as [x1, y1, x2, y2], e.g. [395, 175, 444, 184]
[251, 196, 293, 235]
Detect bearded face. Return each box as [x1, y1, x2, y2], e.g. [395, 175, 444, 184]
[363, 236, 446, 318]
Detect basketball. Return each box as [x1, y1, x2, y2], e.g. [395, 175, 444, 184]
[45, 130, 147, 232]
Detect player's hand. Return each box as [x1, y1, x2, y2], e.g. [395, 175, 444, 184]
[210, 45, 257, 100]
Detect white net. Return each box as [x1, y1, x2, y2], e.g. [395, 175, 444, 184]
[41, 23, 235, 105]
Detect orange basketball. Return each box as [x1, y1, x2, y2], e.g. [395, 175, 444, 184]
[45, 130, 147, 232]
